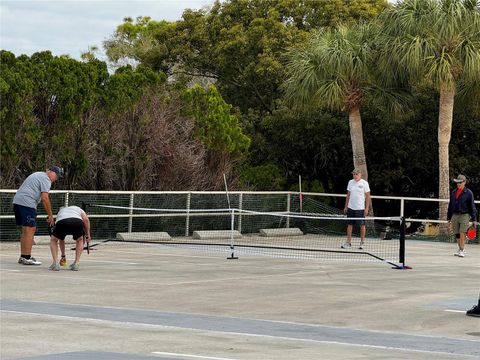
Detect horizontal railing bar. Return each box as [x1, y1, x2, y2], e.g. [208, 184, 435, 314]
[405, 218, 448, 224]
[0, 189, 292, 195]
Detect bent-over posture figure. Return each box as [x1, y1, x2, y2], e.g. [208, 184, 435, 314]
[49, 206, 91, 271]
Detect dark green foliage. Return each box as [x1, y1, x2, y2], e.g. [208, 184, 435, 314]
[1, 50, 109, 187]
[182, 84, 250, 154]
[240, 163, 285, 190]
[2, 0, 479, 203]
[0, 51, 242, 190]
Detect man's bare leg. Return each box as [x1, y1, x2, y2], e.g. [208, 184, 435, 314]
[49, 237, 59, 264]
[346, 224, 353, 244]
[458, 232, 466, 250]
[360, 225, 366, 243]
[20, 226, 36, 256]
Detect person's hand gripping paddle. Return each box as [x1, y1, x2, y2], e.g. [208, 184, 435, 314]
[466, 222, 477, 241]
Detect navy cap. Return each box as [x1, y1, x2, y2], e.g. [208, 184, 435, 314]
[48, 165, 64, 178]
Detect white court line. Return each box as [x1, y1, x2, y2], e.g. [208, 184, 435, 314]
[1, 268, 327, 286]
[151, 352, 237, 360]
[91, 248, 389, 271]
[0, 269, 21, 272]
[444, 309, 466, 313]
[82, 259, 138, 265]
[98, 248, 221, 259]
[0, 253, 138, 265]
[3, 310, 478, 358]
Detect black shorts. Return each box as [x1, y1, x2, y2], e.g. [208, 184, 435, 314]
[52, 218, 84, 241]
[347, 208, 365, 226]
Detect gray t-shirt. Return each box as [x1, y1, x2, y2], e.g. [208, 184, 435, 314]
[13, 172, 52, 209]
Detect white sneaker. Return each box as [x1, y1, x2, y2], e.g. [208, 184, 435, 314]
[18, 257, 42, 265]
[454, 250, 465, 257]
[358, 242, 365, 250]
[341, 242, 352, 249]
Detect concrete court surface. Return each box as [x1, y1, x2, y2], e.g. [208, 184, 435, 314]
[0, 240, 479, 360]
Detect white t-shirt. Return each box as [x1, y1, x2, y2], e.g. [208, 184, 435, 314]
[56, 206, 85, 222]
[347, 179, 370, 210]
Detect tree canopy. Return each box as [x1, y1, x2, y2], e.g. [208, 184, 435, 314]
[1, 0, 479, 218]
[379, 0, 480, 223]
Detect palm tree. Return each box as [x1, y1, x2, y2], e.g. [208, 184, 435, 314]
[380, 0, 480, 225]
[284, 22, 382, 181]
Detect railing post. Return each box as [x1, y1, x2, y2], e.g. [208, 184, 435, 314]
[128, 193, 134, 233]
[64, 191, 69, 207]
[238, 193, 243, 233]
[400, 198, 405, 219]
[286, 192, 291, 228]
[185, 192, 191, 237]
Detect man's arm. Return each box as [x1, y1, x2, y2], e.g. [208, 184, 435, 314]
[344, 191, 350, 213]
[81, 212, 91, 242]
[365, 192, 371, 216]
[40, 192, 54, 226]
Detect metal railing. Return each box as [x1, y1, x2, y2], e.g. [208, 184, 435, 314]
[1, 190, 478, 241]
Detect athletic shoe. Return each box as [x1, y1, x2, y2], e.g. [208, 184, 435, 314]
[466, 305, 480, 317]
[18, 257, 42, 265]
[69, 263, 79, 271]
[341, 242, 352, 249]
[358, 242, 365, 250]
[48, 263, 60, 271]
[454, 250, 465, 257]
[59, 256, 67, 267]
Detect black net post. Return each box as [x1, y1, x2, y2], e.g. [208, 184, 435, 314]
[399, 216, 406, 267]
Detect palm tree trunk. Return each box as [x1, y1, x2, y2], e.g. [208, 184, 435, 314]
[349, 107, 369, 181]
[349, 106, 373, 217]
[438, 83, 455, 234]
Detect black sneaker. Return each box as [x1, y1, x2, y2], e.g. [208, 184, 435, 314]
[466, 305, 480, 317]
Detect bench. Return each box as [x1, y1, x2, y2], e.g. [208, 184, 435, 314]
[259, 228, 303, 237]
[192, 230, 242, 240]
[116, 232, 172, 241]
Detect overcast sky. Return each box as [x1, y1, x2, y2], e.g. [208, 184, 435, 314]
[0, 0, 213, 59]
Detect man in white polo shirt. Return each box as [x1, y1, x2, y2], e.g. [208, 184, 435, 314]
[49, 205, 91, 271]
[342, 168, 371, 250]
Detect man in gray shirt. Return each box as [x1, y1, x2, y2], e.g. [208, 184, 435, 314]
[13, 165, 64, 265]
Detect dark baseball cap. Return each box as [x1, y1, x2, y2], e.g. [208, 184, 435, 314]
[48, 165, 64, 178]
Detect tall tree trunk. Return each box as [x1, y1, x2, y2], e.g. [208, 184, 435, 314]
[348, 106, 373, 216]
[438, 84, 455, 234]
[349, 107, 369, 181]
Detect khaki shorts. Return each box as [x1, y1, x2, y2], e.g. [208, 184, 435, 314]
[450, 213, 470, 234]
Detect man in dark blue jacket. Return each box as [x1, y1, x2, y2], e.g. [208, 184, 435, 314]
[447, 174, 477, 257]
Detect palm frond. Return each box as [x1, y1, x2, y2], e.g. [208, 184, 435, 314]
[284, 23, 377, 112]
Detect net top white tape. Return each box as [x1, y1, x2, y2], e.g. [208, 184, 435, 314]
[90, 204, 402, 222]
